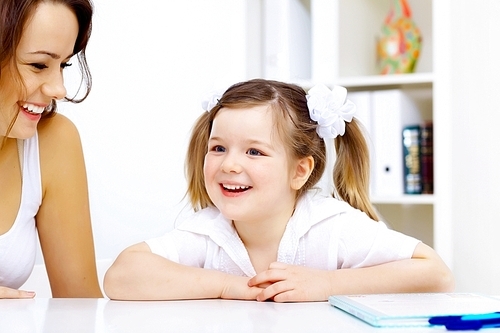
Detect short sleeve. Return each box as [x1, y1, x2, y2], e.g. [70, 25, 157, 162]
[335, 209, 421, 269]
[145, 229, 208, 268]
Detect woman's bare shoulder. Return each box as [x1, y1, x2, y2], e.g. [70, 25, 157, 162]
[37, 113, 80, 145]
[37, 113, 85, 184]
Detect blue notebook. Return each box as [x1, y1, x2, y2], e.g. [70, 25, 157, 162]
[329, 293, 500, 328]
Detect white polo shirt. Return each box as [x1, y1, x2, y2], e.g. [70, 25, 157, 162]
[146, 190, 420, 277]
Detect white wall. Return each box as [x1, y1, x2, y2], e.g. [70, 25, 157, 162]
[26, 0, 500, 296]
[446, 0, 500, 293]
[37, 0, 255, 265]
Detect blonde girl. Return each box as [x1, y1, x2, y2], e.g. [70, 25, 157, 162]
[104, 79, 453, 302]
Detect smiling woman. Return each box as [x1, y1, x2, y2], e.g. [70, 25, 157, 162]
[0, 0, 102, 298]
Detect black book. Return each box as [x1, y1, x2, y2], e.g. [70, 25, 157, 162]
[420, 122, 434, 194]
[402, 125, 422, 194]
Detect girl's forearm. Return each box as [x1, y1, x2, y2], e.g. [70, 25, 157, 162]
[328, 245, 454, 295]
[104, 249, 227, 301]
[104, 245, 265, 301]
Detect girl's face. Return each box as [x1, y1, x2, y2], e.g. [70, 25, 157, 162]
[0, 2, 78, 139]
[204, 105, 300, 226]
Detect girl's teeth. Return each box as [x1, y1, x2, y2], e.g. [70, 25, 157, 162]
[223, 184, 249, 190]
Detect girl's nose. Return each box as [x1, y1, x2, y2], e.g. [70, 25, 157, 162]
[41, 71, 67, 100]
[220, 154, 243, 174]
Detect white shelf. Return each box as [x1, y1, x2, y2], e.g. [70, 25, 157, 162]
[372, 194, 434, 205]
[337, 73, 433, 89]
[294, 73, 433, 91]
[261, 0, 439, 252]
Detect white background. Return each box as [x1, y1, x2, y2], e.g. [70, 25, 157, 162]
[23, 0, 500, 296]
[56, 0, 254, 262]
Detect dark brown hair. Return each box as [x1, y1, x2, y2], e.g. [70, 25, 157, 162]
[185, 78, 379, 220]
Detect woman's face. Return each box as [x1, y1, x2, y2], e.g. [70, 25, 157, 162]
[0, 2, 79, 139]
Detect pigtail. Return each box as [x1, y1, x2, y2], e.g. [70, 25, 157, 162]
[333, 119, 380, 221]
[185, 111, 213, 211]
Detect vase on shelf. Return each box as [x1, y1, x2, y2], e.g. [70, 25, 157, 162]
[377, 0, 422, 75]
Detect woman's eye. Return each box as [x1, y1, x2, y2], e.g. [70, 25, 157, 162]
[31, 63, 47, 70]
[61, 62, 72, 69]
[247, 148, 262, 156]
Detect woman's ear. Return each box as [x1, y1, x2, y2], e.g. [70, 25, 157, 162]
[291, 156, 314, 190]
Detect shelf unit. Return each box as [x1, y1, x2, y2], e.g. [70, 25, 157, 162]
[261, 0, 442, 256]
[345, 79, 434, 247]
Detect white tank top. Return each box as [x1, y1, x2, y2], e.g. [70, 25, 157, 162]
[0, 133, 41, 289]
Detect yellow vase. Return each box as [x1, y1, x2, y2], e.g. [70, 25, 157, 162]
[377, 0, 422, 74]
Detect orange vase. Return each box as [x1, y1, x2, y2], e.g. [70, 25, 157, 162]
[377, 0, 422, 74]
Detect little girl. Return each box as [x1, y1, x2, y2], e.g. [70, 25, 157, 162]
[104, 79, 454, 302]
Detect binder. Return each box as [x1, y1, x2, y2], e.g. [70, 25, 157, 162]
[348, 91, 372, 134]
[348, 91, 376, 195]
[329, 293, 500, 328]
[262, 0, 311, 81]
[370, 90, 421, 196]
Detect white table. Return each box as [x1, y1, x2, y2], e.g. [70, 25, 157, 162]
[2, 298, 500, 332]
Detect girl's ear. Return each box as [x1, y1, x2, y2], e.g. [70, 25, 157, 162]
[291, 156, 314, 190]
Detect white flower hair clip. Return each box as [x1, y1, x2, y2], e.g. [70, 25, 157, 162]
[306, 84, 356, 139]
[201, 88, 226, 112]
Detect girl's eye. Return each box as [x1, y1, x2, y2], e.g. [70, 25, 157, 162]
[61, 62, 72, 69]
[212, 145, 225, 153]
[31, 63, 47, 70]
[247, 148, 262, 156]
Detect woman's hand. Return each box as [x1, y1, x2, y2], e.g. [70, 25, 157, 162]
[248, 262, 331, 302]
[0, 286, 35, 299]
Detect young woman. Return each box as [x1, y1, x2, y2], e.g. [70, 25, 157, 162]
[104, 79, 454, 302]
[0, 0, 102, 298]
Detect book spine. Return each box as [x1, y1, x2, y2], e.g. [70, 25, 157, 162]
[402, 125, 422, 194]
[420, 122, 434, 194]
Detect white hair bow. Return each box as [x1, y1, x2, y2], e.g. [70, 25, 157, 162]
[306, 84, 356, 139]
[201, 88, 227, 112]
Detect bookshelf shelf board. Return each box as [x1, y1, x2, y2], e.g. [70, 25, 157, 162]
[295, 73, 433, 91]
[371, 194, 435, 205]
[337, 73, 434, 90]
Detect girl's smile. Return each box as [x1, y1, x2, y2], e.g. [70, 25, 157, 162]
[220, 183, 252, 198]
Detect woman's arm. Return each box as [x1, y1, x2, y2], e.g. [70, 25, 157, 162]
[248, 242, 455, 302]
[104, 242, 264, 301]
[36, 114, 102, 298]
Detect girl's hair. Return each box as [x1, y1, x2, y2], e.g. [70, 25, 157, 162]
[0, 0, 93, 135]
[186, 78, 379, 221]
